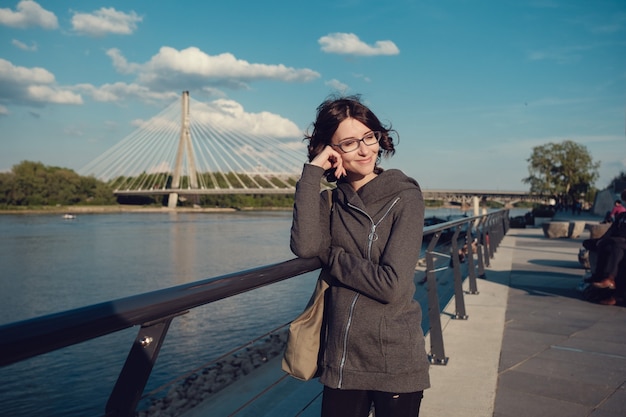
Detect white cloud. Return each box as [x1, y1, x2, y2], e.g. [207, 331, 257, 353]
[0, 104, 8, 115]
[105, 48, 140, 74]
[0, 58, 82, 105]
[12, 38, 37, 51]
[106, 46, 320, 90]
[325, 79, 349, 93]
[0, 0, 58, 29]
[75, 82, 178, 103]
[130, 118, 145, 128]
[192, 98, 302, 138]
[319, 33, 400, 56]
[26, 85, 82, 104]
[0, 58, 54, 85]
[71, 7, 142, 37]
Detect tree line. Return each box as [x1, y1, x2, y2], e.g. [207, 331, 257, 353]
[3, 143, 624, 210]
[0, 161, 116, 207]
[0, 161, 297, 209]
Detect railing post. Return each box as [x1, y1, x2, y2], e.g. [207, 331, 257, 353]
[497, 211, 509, 247]
[494, 213, 505, 249]
[425, 232, 449, 365]
[503, 210, 508, 230]
[450, 225, 468, 320]
[476, 217, 488, 278]
[105, 315, 178, 417]
[488, 213, 502, 255]
[465, 224, 479, 294]
[481, 217, 491, 267]
[485, 213, 499, 259]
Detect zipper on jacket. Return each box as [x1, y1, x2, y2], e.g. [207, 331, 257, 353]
[338, 292, 359, 388]
[347, 197, 401, 260]
[337, 197, 401, 387]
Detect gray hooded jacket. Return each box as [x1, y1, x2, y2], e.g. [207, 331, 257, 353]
[290, 163, 431, 393]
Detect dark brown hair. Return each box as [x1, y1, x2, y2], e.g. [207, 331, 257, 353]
[304, 95, 397, 180]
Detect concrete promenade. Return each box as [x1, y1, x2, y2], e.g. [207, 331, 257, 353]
[185, 210, 626, 417]
[423, 210, 626, 417]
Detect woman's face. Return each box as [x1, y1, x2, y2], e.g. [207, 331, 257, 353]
[331, 118, 379, 185]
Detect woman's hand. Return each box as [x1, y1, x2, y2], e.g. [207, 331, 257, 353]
[310, 145, 347, 178]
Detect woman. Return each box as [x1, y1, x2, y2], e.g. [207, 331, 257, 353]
[290, 95, 430, 417]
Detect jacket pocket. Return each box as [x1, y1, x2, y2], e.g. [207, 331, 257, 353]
[381, 314, 420, 373]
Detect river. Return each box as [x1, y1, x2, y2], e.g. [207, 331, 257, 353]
[0, 207, 523, 416]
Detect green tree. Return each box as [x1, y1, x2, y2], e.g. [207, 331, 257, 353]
[12, 161, 48, 205]
[523, 140, 599, 205]
[0, 161, 116, 207]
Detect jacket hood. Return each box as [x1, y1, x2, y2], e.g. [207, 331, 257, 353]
[336, 169, 420, 208]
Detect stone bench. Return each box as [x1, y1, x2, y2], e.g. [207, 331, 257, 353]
[542, 221, 570, 238]
[543, 221, 597, 239]
[585, 222, 610, 239]
[568, 221, 586, 238]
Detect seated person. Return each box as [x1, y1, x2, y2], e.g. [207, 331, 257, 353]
[603, 199, 626, 223]
[586, 190, 626, 305]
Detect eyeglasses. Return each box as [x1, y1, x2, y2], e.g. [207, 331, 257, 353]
[331, 131, 382, 153]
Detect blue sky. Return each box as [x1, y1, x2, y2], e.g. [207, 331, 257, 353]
[1, 0, 624, 191]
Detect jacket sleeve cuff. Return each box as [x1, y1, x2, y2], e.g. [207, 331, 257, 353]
[299, 163, 325, 187]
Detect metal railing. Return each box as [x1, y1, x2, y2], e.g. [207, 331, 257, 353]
[0, 209, 509, 416]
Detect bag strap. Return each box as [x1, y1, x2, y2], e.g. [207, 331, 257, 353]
[326, 189, 332, 210]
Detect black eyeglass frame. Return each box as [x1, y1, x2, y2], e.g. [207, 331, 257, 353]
[331, 131, 382, 153]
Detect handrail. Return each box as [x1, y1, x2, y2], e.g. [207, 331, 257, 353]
[0, 209, 510, 417]
[0, 257, 322, 367]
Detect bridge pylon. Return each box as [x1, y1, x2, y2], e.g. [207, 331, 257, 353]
[168, 91, 198, 208]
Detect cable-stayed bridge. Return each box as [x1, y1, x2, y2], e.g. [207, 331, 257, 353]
[79, 92, 306, 208]
[79, 91, 538, 209]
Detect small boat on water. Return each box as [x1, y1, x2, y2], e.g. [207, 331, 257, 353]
[62, 213, 76, 219]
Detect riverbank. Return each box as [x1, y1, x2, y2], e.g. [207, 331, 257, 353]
[0, 203, 475, 215]
[0, 205, 289, 214]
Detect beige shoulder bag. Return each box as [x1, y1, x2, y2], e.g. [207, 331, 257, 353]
[282, 189, 332, 381]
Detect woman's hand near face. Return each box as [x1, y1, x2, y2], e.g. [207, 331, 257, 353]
[310, 145, 347, 178]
